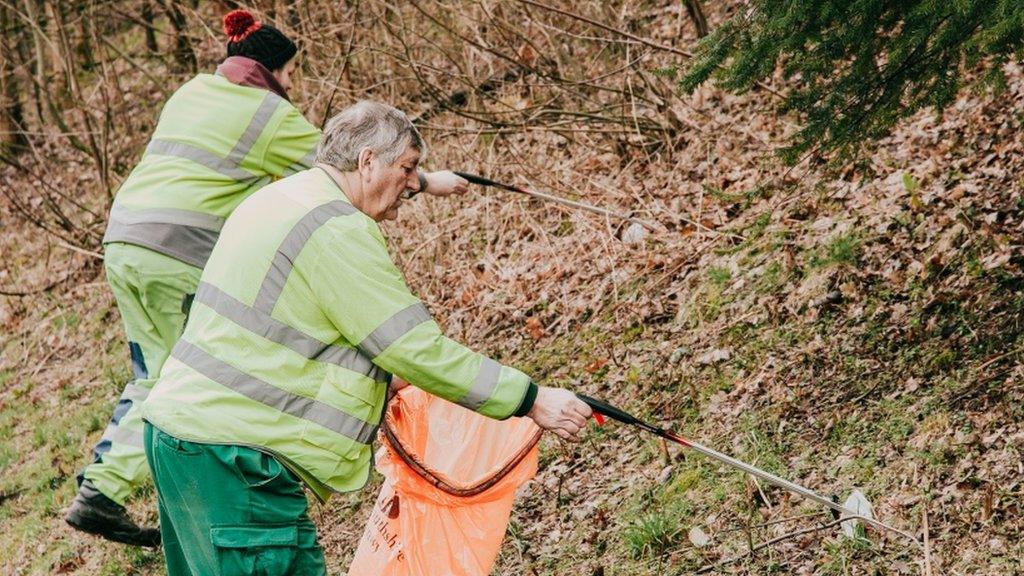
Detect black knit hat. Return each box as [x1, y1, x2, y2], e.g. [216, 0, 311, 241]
[223, 9, 297, 71]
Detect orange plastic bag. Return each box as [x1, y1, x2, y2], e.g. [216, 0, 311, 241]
[348, 387, 541, 576]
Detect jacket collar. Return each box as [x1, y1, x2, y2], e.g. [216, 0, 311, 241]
[215, 56, 290, 101]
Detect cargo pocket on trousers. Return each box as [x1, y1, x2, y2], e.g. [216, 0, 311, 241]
[211, 524, 298, 576]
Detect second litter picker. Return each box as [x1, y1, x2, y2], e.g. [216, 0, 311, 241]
[455, 171, 659, 231]
[577, 394, 921, 547]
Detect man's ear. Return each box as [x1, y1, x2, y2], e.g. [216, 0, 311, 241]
[358, 148, 375, 174]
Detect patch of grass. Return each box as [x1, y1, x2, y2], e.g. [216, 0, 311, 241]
[621, 322, 645, 343]
[964, 249, 985, 278]
[468, 227, 489, 254]
[0, 441, 16, 475]
[755, 260, 786, 295]
[720, 213, 774, 257]
[746, 212, 772, 239]
[125, 546, 162, 570]
[51, 311, 80, 329]
[502, 518, 529, 562]
[688, 267, 734, 325]
[820, 532, 875, 574]
[665, 467, 703, 496]
[552, 219, 575, 237]
[732, 415, 789, 477]
[624, 507, 685, 559]
[703, 184, 769, 211]
[625, 366, 642, 385]
[707, 266, 731, 288]
[810, 233, 861, 268]
[651, 65, 679, 78]
[927, 347, 957, 372]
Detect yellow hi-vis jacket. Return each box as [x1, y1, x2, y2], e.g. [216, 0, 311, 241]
[103, 73, 321, 268]
[142, 168, 534, 500]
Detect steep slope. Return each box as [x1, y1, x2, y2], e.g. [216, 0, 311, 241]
[1, 2, 1022, 574]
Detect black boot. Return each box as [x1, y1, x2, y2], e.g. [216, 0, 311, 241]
[65, 480, 161, 547]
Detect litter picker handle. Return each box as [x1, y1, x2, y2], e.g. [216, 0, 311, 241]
[577, 394, 644, 427]
[453, 171, 511, 190]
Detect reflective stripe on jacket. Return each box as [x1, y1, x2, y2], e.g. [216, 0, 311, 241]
[142, 168, 532, 500]
[103, 73, 320, 267]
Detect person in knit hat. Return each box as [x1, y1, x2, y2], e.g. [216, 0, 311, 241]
[66, 8, 468, 548]
[225, 9, 297, 71]
[220, 9, 298, 95]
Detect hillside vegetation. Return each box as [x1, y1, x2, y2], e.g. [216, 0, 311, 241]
[1, 2, 1022, 574]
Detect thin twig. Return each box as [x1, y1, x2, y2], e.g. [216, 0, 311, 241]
[99, 36, 167, 98]
[695, 518, 848, 573]
[718, 511, 828, 533]
[501, 183, 660, 231]
[516, 0, 694, 59]
[57, 241, 104, 260]
[517, 0, 784, 99]
[922, 505, 934, 576]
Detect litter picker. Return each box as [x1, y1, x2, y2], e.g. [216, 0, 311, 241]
[454, 171, 659, 231]
[577, 394, 921, 547]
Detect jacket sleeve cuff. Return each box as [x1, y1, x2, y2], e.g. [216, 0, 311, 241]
[513, 381, 538, 418]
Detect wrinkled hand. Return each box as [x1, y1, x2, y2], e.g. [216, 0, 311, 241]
[527, 386, 593, 441]
[422, 170, 469, 197]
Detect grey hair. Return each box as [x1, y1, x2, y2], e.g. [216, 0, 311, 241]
[315, 101, 425, 171]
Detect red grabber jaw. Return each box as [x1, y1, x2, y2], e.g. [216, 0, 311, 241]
[578, 394, 922, 548]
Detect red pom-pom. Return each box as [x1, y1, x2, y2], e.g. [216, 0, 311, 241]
[223, 9, 256, 39]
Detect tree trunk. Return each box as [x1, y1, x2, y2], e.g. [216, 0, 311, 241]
[682, 0, 709, 38]
[158, 0, 197, 73]
[19, 0, 48, 123]
[0, 5, 29, 154]
[141, 0, 159, 53]
[76, 2, 95, 71]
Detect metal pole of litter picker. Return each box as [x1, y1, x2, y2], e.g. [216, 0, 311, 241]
[577, 394, 921, 547]
[671, 433, 914, 541]
[454, 171, 659, 231]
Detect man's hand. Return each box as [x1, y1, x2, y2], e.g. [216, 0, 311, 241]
[422, 170, 469, 197]
[527, 386, 593, 441]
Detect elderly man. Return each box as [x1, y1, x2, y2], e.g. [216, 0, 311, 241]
[141, 100, 591, 575]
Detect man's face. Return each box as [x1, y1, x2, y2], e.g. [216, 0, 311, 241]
[363, 145, 421, 222]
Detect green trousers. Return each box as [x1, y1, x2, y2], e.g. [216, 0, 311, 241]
[82, 243, 202, 504]
[144, 423, 327, 576]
